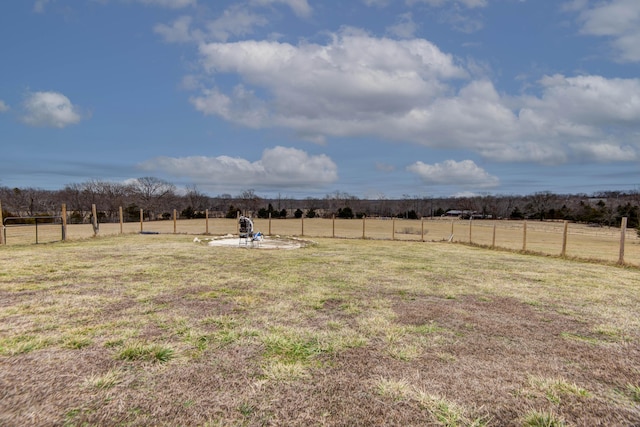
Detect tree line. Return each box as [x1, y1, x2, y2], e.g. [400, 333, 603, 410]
[1, 177, 639, 229]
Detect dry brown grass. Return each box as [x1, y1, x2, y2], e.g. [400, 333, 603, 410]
[4, 217, 638, 267]
[1, 235, 639, 426]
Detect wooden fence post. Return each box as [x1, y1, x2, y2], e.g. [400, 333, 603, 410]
[91, 204, 99, 236]
[618, 217, 627, 265]
[1, 200, 5, 245]
[561, 221, 568, 257]
[332, 215, 335, 238]
[362, 215, 366, 239]
[205, 209, 209, 234]
[119, 206, 123, 234]
[492, 223, 496, 248]
[140, 209, 144, 232]
[392, 217, 395, 241]
[421, 217, 424, 242]
[268, 212, 272, 236]
[173, 209, 177, 234]
[522, 220, 527, 251]
[301, 217, 304, 236]
[61, 204, 67, 241]
[469, 219, 472, 244]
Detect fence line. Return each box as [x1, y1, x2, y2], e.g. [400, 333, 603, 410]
[0, 200, 3, 245]
[1, 202, 638, 266]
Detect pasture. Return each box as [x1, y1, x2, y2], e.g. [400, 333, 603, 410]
[3, 217, 640, 266]
[1, 234, 640, 426]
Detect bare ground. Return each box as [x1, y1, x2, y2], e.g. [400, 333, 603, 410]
[2, 295, 639, 426]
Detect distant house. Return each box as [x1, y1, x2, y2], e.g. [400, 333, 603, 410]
[444, 210, 491, 219]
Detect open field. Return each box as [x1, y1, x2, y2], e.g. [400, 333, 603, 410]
[1, 234, 640, 426]
[4, 217, 640, 266]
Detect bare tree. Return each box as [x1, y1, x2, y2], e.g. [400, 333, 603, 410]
[2, 187, 56, 216]
[237, 189, 261, 216]
[96, 181, 133, 222]
[456, 196, 477, 217]
[132, 177, 176, 220]
[525, 191, 556, 220]
[371, 195, 393, 218]
[323, 191, 358, 216]
[185, 185, 210, 213]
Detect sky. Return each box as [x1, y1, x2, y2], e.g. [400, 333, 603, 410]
[1, 0, 639, 199]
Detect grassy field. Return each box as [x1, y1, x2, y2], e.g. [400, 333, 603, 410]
[1, 234, 639, 426]
[4, 217, 639, 266]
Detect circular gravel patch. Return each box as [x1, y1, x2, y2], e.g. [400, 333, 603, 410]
[194, 235, 307, 249]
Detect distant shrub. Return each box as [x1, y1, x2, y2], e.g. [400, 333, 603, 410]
[337, 207, 354, 219]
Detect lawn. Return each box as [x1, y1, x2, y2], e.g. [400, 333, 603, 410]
[1, 234, 639, 426]
[4, 217, 639, 266]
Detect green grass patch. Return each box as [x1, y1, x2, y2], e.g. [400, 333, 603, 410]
[62, 336, 92, 350]
[526, 375, 591, 404]
[560, 332, 602, 345]
[116, 342, 174, 363]
[261, 360, 311, 382]
[0, 334, 51, 355]
[84, 368, 123, 390]
[626, 383, 640, 402]
[521, 410, 566, 427]
[376, 379, 490, 426]
[375, 377, 411, 401]
[262, 330, 327, 363]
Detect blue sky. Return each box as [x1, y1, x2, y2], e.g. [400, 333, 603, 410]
[1, 0, 639, 198]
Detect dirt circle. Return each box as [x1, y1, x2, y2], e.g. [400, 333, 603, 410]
[194, 235, 308, 249]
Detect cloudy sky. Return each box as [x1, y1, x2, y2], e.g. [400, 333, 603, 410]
[1, 0, 639, 198]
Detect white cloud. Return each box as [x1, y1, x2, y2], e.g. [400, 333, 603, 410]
[206, 5, 268, 42]
[154, 16, 195, 43]
[138, 146, 338, 190]
[189, 30, 640, 166]
[250, 0, 312, 18]
[154, 6, 269, 44]
[404, 0, 487, 32]
[406, 80, 520, 153]
[577, 0, 639, 36]
[33, 0, 51, 13]
[22, 91, 83, 128]
[495, 74, 640, 163]
[573, 0, 640, 62]
[386, 13, 418, 39]
[476, 74, 640, 163]
[562, 0, 588, 13]
[609, 33, 640, 63]
[192, 29, 467, 135]
[440, 10, 485, 33]
[569, 142, 637, 162]
[0, 100, 9, 112]
[534, 74, 640, 125]
[407, 159, 499, 188]
[190, 85, 268, 128]
[180, 74, 203, 91]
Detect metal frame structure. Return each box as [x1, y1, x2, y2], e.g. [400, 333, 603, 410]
[3, 216, 64, 244]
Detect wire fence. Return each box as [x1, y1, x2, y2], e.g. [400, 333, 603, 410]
[2, 203, 638, 266]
